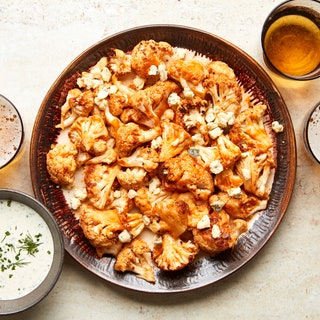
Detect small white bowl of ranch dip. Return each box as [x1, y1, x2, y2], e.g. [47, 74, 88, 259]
[0, 189, 64, 315]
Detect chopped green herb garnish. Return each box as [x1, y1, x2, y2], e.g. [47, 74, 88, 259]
[6, 200, 12, 207]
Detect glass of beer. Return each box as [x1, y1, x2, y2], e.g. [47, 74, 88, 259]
[261, 0, 320, 80]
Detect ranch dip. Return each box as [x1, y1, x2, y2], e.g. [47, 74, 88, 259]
[0, 199, 54, 300]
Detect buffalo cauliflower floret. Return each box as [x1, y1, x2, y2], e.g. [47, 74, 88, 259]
[159, 121, 193, 162]
[108, 188, 134, 214]
[176, 192, 210, 229]
[115, 122, 161, 158]
[115, 238, 155, 283]
[84, 164, 121, 210]
[229, 104, 273, 154]
[214, 168, 243, 194]
[117, 167, 148, 190]
[78, 203, 124, 257]
[216, 135, 241, 169]
[203, 73, 242, 116]
[206, 60, 237, 81]
[134, 186, 172, 217]
[192, 210, 247, 256]
[118, 211, 145, 238]
[235, 150, 275, 199]
[131, 40, 174, 79]
[85, 138, 117, 165]
[129, 80, 179, 128]
[58, 89, 95, 129]
[167, 59, 207, 98]
[211, 191, 268, 220]
[46, 143, 78, 185]
[159, 151, 214, 201]
[108, 91, 130, 117]
[68, 115, 109, 155]
[77, 56, 111, 90]
[118, 146, 159, 173]
[152, 233, 199, 271]
[151, 198, 189, 238]
[108, 48, 132, 75]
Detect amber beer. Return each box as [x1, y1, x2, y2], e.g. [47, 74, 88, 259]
[262, 1, 320, 79]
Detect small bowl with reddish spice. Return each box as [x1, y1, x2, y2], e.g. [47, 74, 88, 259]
[0, 95, 24, 169]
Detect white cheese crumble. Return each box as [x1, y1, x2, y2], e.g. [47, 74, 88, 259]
[241, 168, 251, 180]
[209, 127, 223, 140]
[133, 76, 145, 90]
[210, 200, 225, 212]
[210, 160, 224, 174]
[272, 121, 284, 133]
[211, 224, 221, 239]
[197, 214, 211, 229]
[128, 189, 137, 199]
[227, 187, 242, 198]
[183, 86, 194, 99]
[113, 190, 121, 198]
[118, 230, 132, 243]
[148, 65, 158, 76]
[167, 92, 181, 106]
[158, 63, 168, 81]
[149, 177, 161, 194]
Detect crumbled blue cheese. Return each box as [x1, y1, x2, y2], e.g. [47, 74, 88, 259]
[192, 133, 206, 145]
[148, 65, 158, 76]
[128, 189, 137, 199]
[272, 121, 284, 133]
[167, 92, 181, 106]
[197, 214, 211, 229]
[227, 187, 242, 198]
[113, 190, 121, 198]
[210, 200, 225, 212]
[209, 127, 223, 140]
[205, 107, 215, 123]
[118, 230, 132, 243]
[211, 224, 221, 239]
[216, 111, 235, 128]
[210, 160, 224, 174]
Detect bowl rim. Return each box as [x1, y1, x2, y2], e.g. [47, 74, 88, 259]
[0, 188, 64, 315]
[0, 94, 24, 169]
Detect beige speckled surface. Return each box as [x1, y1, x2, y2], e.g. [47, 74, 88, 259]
[1, 1, 320, 319]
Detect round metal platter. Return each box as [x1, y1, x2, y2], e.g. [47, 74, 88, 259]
[30, 25, 296, 293]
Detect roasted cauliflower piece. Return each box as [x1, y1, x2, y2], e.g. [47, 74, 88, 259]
[192, 210, 247, 256]
[46, 143, 78, 185]
[108, 48, 132, 75]
[84, 164, 121, 210]
[152, 198, 189, 238]
[229, 104, 273, 154]
[118, 146, 159, 173]
[108, 188, 134, 214]
[152, 233, 199, 271]
[78, 203, 124, 257]
[69, 115, 109, 155]
[159, 151, 214, 201]
[158, 121, 193, 162]
[131, 40, 174, 79]
[176, 192, 210, 229]
[85, 138, 117, 165]
[129, 80, 179, 128]
[115, 238, 155, 283]
[214, 168, 243, 194]
[117, 167, 148, 190]
[58, 88, 95, 129]
[209, 191, 268, 220]
[114, 122, 161, 158]
[235, 150, 275, 199]
[216, 135, 241, 169]
[118, 211, 145, 238]
[134, 185, 172, 217]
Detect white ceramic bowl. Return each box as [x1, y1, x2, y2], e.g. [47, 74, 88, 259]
[0, 189, 64, 315]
